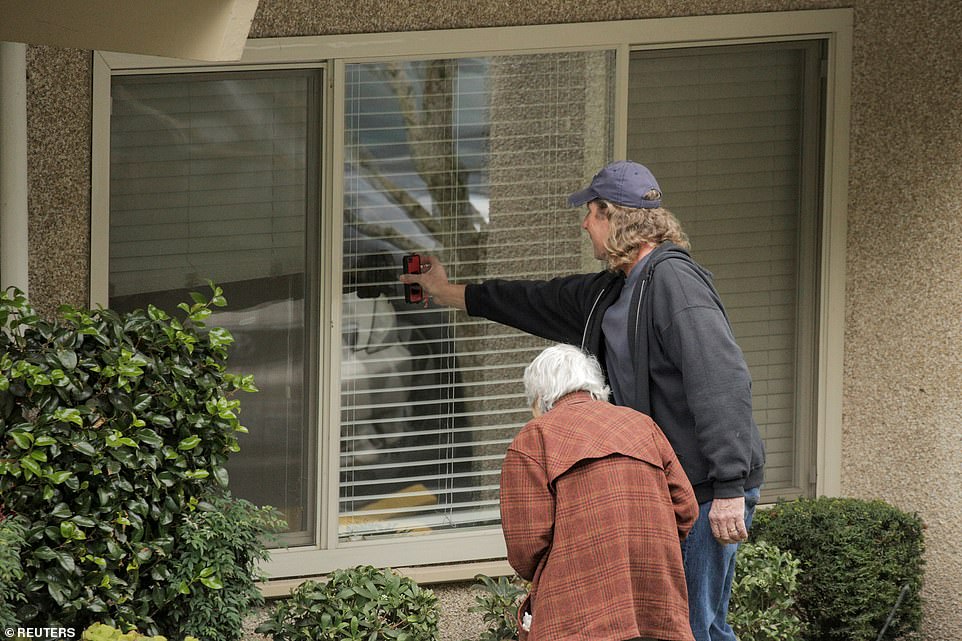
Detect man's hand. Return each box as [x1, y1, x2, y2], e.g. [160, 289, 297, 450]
[398, 255, 467, 310]
[708, 496, 748, 544]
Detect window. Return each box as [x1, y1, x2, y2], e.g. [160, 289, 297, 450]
[93, 10, 851, 578]
[105, 51, 614, 556]
[108, 71, 321, 544]
[339, 54, 611, 540]
[626, 43, 824, 498]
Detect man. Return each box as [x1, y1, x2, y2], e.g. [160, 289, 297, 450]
[502, 344, 698, 641]
[400, 160, 765, 641]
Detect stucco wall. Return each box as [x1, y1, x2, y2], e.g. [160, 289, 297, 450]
[843, 2, 962, 639]
[22, 1, 962, 638]
[25, 46, 90, 314]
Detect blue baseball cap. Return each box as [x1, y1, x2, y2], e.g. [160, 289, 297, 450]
[567, 160, 663, 209]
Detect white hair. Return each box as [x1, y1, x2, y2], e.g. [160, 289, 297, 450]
[523, 344, 610, 414]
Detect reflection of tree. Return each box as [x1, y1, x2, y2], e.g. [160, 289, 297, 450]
[374, 60, 483, 275]
[347, 147, 438, 254]
[342, 60, 489, 531]
[342, 54, 601, 530]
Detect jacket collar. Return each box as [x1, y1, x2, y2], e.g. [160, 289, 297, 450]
[552, 390, 594, 409]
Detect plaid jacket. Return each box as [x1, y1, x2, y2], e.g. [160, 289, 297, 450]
[500, 392, 698, 641]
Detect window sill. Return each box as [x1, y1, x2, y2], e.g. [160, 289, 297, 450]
[258, 558, 514, 599]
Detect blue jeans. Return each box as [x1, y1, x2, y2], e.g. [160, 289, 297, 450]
[681, 486, 761, 641]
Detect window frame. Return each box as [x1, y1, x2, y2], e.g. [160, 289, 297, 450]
[90, 8, 852, 580]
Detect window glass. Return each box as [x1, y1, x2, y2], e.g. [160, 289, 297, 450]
[340, 52, 613, 540]
[627, 44, 820, 495]
[108, 71, 320, 543]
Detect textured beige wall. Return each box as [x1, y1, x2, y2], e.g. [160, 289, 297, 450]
[25, 46, 91, 315]
[23, 0, 962, 638]
[843, 2, 962, 639]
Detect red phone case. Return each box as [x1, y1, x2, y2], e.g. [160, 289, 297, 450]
[402, 254, 423, 304]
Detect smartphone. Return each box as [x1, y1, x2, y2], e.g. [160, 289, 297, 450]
[402, 254, 424, 304]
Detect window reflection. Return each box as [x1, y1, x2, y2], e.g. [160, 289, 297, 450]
[108, 71, 319, 544]
[340, 53, 610, 539]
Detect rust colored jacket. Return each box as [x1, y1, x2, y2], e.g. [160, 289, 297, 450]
[500, 392, 698, 641]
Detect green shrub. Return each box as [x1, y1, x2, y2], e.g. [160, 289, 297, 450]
[157, 489, 285, 641]
[728, 541, 805, 641]
[0, 512, 27, 627]
[464, 574, 527, 641]
[256, 565, 440, 641]
[0, 286, 277, 633]
[750, 497, 925, 641]
[81, 622, 197, 641]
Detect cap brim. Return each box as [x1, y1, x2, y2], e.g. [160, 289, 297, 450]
[567, 187, 596, 207]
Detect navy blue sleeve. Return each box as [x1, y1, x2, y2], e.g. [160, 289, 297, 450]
[653, 260, 759, 496]
[464, 274, 601, 346]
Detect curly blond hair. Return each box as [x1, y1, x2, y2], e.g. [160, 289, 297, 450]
[600, 198, 690, 272]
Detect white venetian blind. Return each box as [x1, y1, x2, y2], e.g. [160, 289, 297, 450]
[627, 44, 818, 492]
[109, 73, 313, 296]
[339, 53, 613, 539]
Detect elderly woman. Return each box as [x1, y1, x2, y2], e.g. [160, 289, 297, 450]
[500, 344, 698, 641]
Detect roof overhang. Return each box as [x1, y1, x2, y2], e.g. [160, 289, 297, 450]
[0, 0, 259, 61]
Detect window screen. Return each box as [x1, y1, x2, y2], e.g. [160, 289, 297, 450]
[627, 44, 820, 493]
[339, 53, 614, 540]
